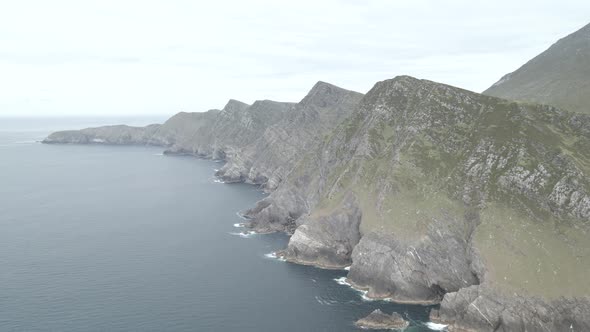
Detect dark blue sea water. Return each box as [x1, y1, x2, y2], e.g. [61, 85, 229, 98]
[0, 117, 441, 331]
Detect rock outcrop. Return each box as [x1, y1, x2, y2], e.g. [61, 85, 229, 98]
[282, 192, 362, 268]
[430, 284, 590, 331]
[355, 309, 409, 330]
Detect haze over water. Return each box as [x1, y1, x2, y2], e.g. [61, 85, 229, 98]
[0, 118, 436, 331]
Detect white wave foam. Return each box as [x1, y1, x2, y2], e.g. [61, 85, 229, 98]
[229, 231, 256, 238]
[152, 153, 164, 156]
[343, 266, 351, 271]
[425, 322, 448, 331]
[359, 291, 376, 302]
[333, 277, 351, 286]
[233, 223, 245, 228]
[333, 277, 384, 302]
[213, 178, 225, 183]
[263, 252, 286, 261]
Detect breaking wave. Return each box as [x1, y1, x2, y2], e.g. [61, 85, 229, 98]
[229, 231, 256, 238]
[425, 322, 448, 331]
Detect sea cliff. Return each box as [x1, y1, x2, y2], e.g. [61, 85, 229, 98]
[43, 76, 590, 331]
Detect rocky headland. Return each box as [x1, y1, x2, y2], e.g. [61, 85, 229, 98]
[43, 24, 590, 332]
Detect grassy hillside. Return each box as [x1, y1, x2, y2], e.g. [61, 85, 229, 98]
[485, 23, 590, 114]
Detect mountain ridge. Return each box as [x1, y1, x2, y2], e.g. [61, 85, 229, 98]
[243, 75, 590, 330]
[484, 22, 590, 114]
[42, 75, 590, 331]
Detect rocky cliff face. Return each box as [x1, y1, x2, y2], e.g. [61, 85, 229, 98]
[215, 81, 363, 189]
[43, 98, 294, 161]
[43, 74, 590, 331]
[281, 191, 362, 268]
[43, 82, 361, 190]
[160, 99, 294, 161]
[245, 76, 590, 330]
[485, 22, 590, 114]
[430, 285, 590, 331]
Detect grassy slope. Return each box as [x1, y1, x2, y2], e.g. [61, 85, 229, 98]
[484, 23, 590, 114]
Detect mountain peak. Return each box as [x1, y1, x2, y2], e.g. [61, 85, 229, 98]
[300, 81, 362, 108]
[222, 99, 250, 113]
[370, 75, 432, 95]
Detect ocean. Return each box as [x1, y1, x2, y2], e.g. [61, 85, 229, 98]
[0, 117, 439, 331]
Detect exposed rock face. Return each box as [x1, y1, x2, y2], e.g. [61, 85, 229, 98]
[485, 22, 590, 114]
[430, 284, 590, 332]
[247, 75, 590, 330]
[346, 225, 478, 304]
[242, 186, 310, 233]
[355, 309, 409, 330]
[216, 81, 363, 189]
[282, 192, 362, 268]
[43, 81, 362, 191]
[162, 99, 293, 161]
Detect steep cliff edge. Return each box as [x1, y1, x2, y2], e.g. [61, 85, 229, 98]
[42, 98, 292, 162]
[250, 76, 590, 330]
[42, 75, 590, 330]
[215, 81, 363, 189]
[43, 82, 362, 191]
[163, 99, 293, 161]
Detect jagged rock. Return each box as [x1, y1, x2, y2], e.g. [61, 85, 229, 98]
[283, 192, 361, 268]
[355, 309, 409, 330]
[216, 81, 363, 191]
[430, 284, 590, 332]
[347, 223, 479, 304]
[241, 186, 309, 234]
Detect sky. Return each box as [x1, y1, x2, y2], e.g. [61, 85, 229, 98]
[0, 1, 589, 117]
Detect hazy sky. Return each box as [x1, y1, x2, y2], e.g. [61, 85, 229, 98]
[1, 1, 589, 117]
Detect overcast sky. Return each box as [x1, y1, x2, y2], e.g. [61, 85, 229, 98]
[0, 0, 588, 117]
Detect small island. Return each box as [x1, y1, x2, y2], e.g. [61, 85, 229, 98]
[355, 309, 409, 330]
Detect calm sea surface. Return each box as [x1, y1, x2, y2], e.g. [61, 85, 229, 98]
[0, 117, 439, 331]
